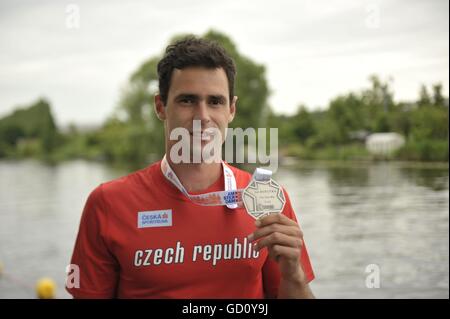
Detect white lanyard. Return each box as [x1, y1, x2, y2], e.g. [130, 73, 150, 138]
[160, 155, 272, 209]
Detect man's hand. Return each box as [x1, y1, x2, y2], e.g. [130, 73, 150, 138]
[247, 213, 305, 282]
[247, 213, 314, 298]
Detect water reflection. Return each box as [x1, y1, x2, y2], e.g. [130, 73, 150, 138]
[275, 161, 448, 298]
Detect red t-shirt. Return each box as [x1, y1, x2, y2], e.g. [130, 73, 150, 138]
[66, 160, 314, 298]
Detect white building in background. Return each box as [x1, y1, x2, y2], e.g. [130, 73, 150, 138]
[365, 133, 405, 156]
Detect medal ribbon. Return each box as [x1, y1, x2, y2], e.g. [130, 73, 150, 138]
[160, 154, 271, 209]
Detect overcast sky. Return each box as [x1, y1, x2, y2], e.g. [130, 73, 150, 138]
[0, 0, 448, 126]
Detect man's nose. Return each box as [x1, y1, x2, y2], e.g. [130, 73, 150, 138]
[193, 100, 211, 124]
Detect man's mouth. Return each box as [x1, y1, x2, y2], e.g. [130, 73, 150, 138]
[189, 128, 217, 141]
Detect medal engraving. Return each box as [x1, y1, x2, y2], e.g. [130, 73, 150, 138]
[242, 179, 286, 219]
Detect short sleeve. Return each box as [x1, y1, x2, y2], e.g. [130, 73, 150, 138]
[66, 185, 119, 298]
[262, 188, 315, 298]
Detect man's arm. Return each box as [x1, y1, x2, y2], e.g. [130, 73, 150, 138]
[66, 185, 119, 298]
[278, 274, 315, 299]
[248, 213, 315, 299]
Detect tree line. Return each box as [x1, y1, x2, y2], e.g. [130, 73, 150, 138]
[0, 30, 447, 168]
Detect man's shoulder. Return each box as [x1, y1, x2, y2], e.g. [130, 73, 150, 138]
[95, 161, 160, 197]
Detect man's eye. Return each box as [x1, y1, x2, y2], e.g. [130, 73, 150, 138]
[180, 98, 194, 104]
[209, 98, 223, 106]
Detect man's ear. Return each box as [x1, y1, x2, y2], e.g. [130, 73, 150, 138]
[154, 94, 166, 121]
[228, 96, 237, 123]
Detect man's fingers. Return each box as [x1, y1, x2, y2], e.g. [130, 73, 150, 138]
[267, 245, 300, 261]
[255, 213, 298, 228]
[247, 224, 302, 242]
[254, 232, 303, 251]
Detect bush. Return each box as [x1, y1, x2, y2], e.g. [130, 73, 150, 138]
[395, 140, 449, 162]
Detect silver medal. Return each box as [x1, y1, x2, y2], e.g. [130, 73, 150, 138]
[242, 178, 286, 219]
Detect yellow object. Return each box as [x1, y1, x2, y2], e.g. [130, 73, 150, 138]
[36, 278, 56, 299]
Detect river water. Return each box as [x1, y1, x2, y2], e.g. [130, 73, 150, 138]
[0, 160, 448, 298]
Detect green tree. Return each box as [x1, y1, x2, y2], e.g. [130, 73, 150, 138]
[418, 84, 432, 107]
[292, 105, 316, 143]
[0, 98, 58, 157]
[432, 83, 445, 107]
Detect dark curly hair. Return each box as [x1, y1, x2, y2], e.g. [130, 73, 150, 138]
[157, 36, 236, 105]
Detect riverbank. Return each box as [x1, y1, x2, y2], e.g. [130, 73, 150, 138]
[280, 141, 449, 164]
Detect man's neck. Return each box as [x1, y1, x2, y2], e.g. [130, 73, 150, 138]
[166, 156, 222, 193]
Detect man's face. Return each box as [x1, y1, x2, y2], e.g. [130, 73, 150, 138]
[155, 67, 236, 160]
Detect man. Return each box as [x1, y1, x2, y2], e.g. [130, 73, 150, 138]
[66, 37, 315, 298]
